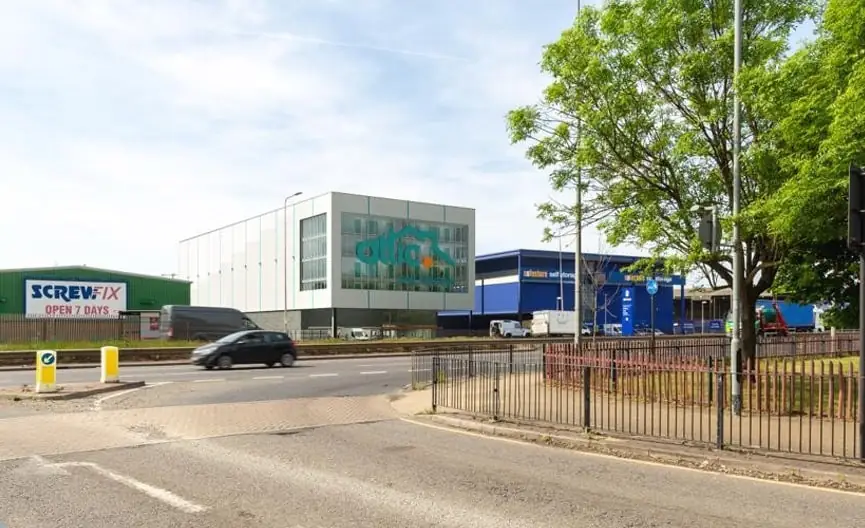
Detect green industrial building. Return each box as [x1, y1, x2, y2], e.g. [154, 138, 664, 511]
[0, 266, 190, 316]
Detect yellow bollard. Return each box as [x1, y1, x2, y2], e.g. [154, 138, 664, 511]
[100, 346, 120, 383]
[35, 350, 57, 393]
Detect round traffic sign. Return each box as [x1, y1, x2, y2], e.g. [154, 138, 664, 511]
[646, 279, 659, 296]
[39, 351, 56, 367]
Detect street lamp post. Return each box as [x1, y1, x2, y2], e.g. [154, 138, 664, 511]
[283, 191, 303, 334]
[574, 0, 590, 430]
[731, 0, 744, 415]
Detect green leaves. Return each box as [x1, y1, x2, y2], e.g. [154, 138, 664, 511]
[507, 0, 819, 297]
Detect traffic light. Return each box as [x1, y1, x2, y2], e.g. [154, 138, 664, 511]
[848, 164, 864, 251]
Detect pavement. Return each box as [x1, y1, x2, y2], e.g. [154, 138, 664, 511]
[2, 355, 865, 527]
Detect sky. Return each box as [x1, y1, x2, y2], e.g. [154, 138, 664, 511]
[0, 0, 817, 278]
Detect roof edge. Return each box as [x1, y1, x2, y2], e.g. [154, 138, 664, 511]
[0, 266, 192, 283]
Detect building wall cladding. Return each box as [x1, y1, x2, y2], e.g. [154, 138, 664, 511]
[177, 193, 332, 313]
[443, 250, 683, 334]
[246, 310, 302, 332]
[0, 266, 190, 315]
[178, 191, 476, 314]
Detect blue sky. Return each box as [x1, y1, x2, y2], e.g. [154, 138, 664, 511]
[0, 1, 816, 277]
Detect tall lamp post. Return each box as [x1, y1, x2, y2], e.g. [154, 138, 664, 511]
[731, 0, 744, 415]
[283, 191, 303, 333]
[574, 0, 590, 429]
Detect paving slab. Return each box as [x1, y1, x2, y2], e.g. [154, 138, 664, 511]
[0, 395, 398, 461]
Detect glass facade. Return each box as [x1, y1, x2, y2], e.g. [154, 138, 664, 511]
[340, 212, 469, 293]
[299, 213, 327, 291]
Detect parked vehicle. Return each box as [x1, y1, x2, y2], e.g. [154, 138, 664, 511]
[490, 320, 531, 338]
[160, 305, 260, 341]
[530, 310, 592, 337]
[190, 330, 297, 370]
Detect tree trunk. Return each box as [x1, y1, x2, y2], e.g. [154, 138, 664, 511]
[740, 286, 758, 383]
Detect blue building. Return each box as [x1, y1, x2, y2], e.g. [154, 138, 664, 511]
[437, 249, 686, 335]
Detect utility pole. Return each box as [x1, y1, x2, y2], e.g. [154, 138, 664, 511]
[730, 0, 744, 415]
[574, 0, 583, 350]
[559, 234, 565, 310]
[846, 162, 865, 461]
[574, 0, 590, 430]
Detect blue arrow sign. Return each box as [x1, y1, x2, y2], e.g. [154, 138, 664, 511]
[40, 352, 55, 366]
[646, 278, 659, 296]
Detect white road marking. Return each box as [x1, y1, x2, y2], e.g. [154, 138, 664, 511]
[360, 371, 387, 375]
[192, 379, 225, 383]
[309, 373, 338, 378]
[22, 455, 70, 476]
[410, 369, 431, 372]
[52, 460, 207, 513]
[252, 376, 284, 380]
[91, 381, 174, 411]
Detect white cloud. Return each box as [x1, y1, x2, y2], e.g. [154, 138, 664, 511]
[0, 0, 638, 278]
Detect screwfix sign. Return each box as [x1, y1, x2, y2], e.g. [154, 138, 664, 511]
[25, 280, 127, 318]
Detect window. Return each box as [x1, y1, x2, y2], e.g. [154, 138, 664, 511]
[339, 212, 470, 293]
[299, 213, 327, 291]
[265, 332, 291, 343]
[241, 332, 265, 344]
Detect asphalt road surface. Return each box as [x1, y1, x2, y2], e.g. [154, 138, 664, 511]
[0, 349, 535, 388]
[2, 418, 863, 528]
[0, 355, 415, 386]
[99, 368, 409, 409]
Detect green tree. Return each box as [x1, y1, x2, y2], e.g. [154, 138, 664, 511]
[756, 0, 865, 323]
[507, 0, 816, 362]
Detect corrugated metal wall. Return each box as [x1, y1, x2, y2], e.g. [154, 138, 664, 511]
[0, 267, 190, 314]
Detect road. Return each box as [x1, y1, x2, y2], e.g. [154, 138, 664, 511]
[2, 417, 863, 528]
[0, 359, 416, 414]
[0, 355, 421, 385]
[0, 350, 536, 409]
[1, 353, 862, 527]
[0, 348, 539, 387]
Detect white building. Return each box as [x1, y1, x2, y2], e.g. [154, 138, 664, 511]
[177, 192, 475, 333]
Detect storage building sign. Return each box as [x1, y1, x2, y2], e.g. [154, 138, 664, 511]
[25, 280, 127, 319]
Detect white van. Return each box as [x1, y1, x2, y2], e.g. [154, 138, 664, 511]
[490, 320, 531, 338]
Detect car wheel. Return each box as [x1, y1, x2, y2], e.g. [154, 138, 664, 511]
[280, 353, 296, 368]
[217, 355, 233, 370]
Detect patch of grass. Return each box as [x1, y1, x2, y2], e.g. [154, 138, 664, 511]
[0, 339, 203, 352]
[0, 335, 510, 352]
[765, 356, 859, 374]
[557, 356, 862, 419]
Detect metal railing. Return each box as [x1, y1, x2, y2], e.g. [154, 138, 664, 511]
[411, 342, 544, 387]
[429, 333, 863, 462]
[0, 314, 145, 343]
